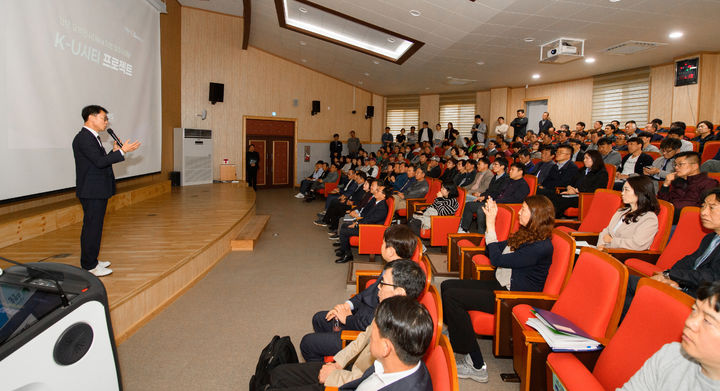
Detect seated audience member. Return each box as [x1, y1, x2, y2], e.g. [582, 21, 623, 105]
[408, 181, 460, 236]
[603, 124, 617, 142]
[296, 161, 325, 198]
[643, 121, 665, 141]
[614, 137, 654, 190]
[568, 138, 584, 161]
[269, 260, 427, 390]
[537, 144, 580, 197]
[529, 145, 556, 185]
[323, 169, 359, 211]
[624, 120, 639, 137]
[464, 157, 493, 201]
[496, 139, 513, 158]
[338, 296, 434, 391]
[459, 160, 530, 233]
[597, 176, 659, 251]
[693, 120, 716, 153]
[623, 189, 720, 317]
[416, 153, 429, 174]
[455, 159, 477, 187]
[439, 158, 457, 183]
[387, 163, 408, 192]
[300, 225, 417, 364]
[638, 131, 661, 153]
[443, 196, 554, 383]
[365, 158, 380, 178]
[643, 138, 681, 190]
[554, 129, 570, 145]
[334, 185, 392, 263]
[318, 174, 369, 229]
[553, 150, 609, 218]
[516, 148, 535, 173]
[586, 130, 601, 151]
[618, 281, 720, 390]
[425, 156, 441, 178]
[306, 163, 339, 201]
[667, 126, 694, 152]
[614, 132, 629, 151]
[538, 129, 553, 146]
[392, 167, 429, 211]
[658, 151, 719, 223]
[597, 137, 622, 167]
[486, 139, 499, 157]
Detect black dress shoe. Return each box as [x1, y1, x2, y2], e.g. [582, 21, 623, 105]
[329, 233, 339, 239]
[335, 249, 345, 257]
[333, 242, 342, 247]
[335, 254, 353, 263]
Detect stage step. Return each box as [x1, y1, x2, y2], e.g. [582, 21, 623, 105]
[230, 214, 270, 251]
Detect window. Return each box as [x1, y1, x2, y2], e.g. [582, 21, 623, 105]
[439, 92, 476, 141]
[385, 95, 419, 136]
[592, 67, 650, 127]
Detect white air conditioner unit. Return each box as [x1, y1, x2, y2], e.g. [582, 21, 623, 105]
[540, 38, 584, 64]
[173, 128, 213, 186]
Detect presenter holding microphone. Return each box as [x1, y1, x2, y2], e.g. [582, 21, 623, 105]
[72, 105, 140, 277]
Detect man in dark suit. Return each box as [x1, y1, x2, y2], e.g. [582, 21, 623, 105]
[529, 145, 556, 185]
[330, 133, 343, 159]
[538, 111, 553, 133]
[417, 121, 433, 145]
[72, 105, 140, 276]
[339, 296, 433, 391]
[537, 144, 579, 197]
[334, 186, 392, 263]
[459, 157, 511, 233]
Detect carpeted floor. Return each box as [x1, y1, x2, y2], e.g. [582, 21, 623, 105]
[118, 187, 516, 390]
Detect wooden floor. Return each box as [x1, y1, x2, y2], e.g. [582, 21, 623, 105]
[0, 183, 256, 342]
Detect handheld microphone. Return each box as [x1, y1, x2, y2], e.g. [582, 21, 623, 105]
[0, 256, 70, 307]
[106, 128, 123, 148]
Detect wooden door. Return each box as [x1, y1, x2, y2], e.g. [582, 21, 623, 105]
[245, 118, 295, 188]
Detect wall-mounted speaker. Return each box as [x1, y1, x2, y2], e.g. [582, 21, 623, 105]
[209, 82, 224, 104]
[365, 105, 374, 119]
[311, 100, 321, 116]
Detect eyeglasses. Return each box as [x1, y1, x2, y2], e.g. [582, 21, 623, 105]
[379, 281, 399, 289]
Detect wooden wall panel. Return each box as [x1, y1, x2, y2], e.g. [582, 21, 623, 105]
[699, 53, 720, 124]
[525, 78, 593, 127]
[649, 64, 674, 123]
[509, 87, 526, 120]
[476, 91, 491, 126]
[420, 94, 439, 128]
[371, 94, 385, 143]
[489, 88, 509, 137]
[160, 0, 182, 175]
[672, 84, 699, 125]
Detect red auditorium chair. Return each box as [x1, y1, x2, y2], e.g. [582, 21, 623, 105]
[355, 240, 430, 295]
[701, 141, 720, 163]
[626, 207, 709, 276]
[424, 334, 459, 391]
[508, 247, 628, 391]
[316, 174, 341, 198]
[445, 203, 515, 276]
[466, 229, 575, 358]
[555, 189, 622, 234]
[349, 197, 395, 262]
[457, 204, 518, 280]
[418, 189, 466, 248]
[558, 163, 614, 218]
[546, 278, 694, 391]
[523, 174, 538, 196]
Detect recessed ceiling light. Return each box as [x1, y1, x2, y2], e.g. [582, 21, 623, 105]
[409, 10, 421, 17]
[532, 74, 540, 79]
[523, 37, 535, 43]
[446, 76, 452, 79]
[363, 72, 370, 76]
[609, 0, 621, 3]
[585, 57, 596, 63]
[298, 7, 308, 13]
[669, 31, 683, 39]
[301, 59, 307, 63]
[387, 37, 396, 43]
[373, 60, 380, 65]
[476, 61, 485, 65]
[299, 41, 306, 46]
[425, 87, 430, 90]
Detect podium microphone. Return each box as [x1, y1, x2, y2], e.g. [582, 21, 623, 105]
[106, 128, 123, 148]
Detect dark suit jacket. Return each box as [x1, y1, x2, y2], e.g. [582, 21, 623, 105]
[360, 199, 389, 225]
[487, 238, 553, 291]
[542, 160, 580, 191]
[418, 127, 433, 142]
[669, 233, 720, 297]
[524, 161, 535, 174]
[340, 362, 432, 391]
[538, 119, 554, 133]
[572, 168, 609, 193]
[497, 178, 530, 204]
[482, 174, 510, 199]
[72, 127, 124, 199]
[531, 161, 553, 185]
[341, 180, 359, 197]
[619, 152, 654, 176]
[346, 277, 381, 330]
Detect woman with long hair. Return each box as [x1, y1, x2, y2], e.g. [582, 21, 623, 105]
[441, 195, 555, 383]
[554, 149, 609, 217]
[408, 181, 459, 236]
[596, 175, 659, 251]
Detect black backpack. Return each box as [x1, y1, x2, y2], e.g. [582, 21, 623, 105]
[249, 335, 299, 391]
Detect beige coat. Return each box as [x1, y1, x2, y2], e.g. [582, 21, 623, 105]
[464, 170, 493, 195]
[324, 324, 374, 387]
[597, 210, 658, 250]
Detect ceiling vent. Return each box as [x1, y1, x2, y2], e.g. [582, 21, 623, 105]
[603, 40, 666, 55]
[445, 77, 476, 86]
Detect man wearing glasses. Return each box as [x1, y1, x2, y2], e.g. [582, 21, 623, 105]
[72, 105, 140, 276]
[658, 151, 718, 223]
[537, 144, 579, 198]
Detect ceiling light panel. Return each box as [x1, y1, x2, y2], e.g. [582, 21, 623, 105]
[276, 0, 424, 64]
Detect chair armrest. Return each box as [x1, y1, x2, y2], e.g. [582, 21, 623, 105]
[405, 198, 426, 214]
[546, 353, 606, 391]
[492, 291, 559, 357]
[354, 270, 381, 294]
[325, 387, 339, 391]
[411, 201, 431, 215]
[340, 330, 361, 342]
[603, 249, 661, 264]
[555, 219, 581, 230]
[570, 232, 599, 244]
[448, 233, 485, 274]
[460, 247, 488, 280]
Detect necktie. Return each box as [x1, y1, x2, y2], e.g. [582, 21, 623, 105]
[694, 235, 720, 270]
[97, 136, 106, 155]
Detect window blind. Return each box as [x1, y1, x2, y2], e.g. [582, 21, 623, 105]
[592, 67, 650, 126]
[385, 95, 419, 136]
[439, 92, 476, 141]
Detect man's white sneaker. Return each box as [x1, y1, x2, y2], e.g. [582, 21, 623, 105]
[98, 261, 111, 268]
[295, 193, 305, 198]
[457, 227, 467, 234]
[456, 357, 488, 383]
[88, 265, 113, 277]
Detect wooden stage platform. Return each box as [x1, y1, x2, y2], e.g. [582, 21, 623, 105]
[0, 182, 261, 343]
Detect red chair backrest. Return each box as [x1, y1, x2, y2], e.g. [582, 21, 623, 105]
[591, 278, 694, 391]
[411, 239, 423, 263]
[619, 150, 629, 158]
[604, 164, 616, 189]
[707, 172, 720, 184]
[690, 140, 699, 152]
[383, 197, 395, 226]
[419, 285, 443, 349]
[577, 189, 623, 233]
[702, 141, 720, 163]
[650, 141, 661, 149]
[424, 179, 440, 203]
[650, 200, 674, 251]
[578, 192, 594, 221]
[454, 188, 466, 218]
[500, 203, 522, 234]
[646, 151, 661, 160]
[523, 174, 537, 197]
[424, 334, 458, 391]
[655, 207, 711, 270]
[551, 247, 628, 340]
[543, 229, 576, 295]
[574, 161, 583, 169]
[495, 204, 516, 241]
